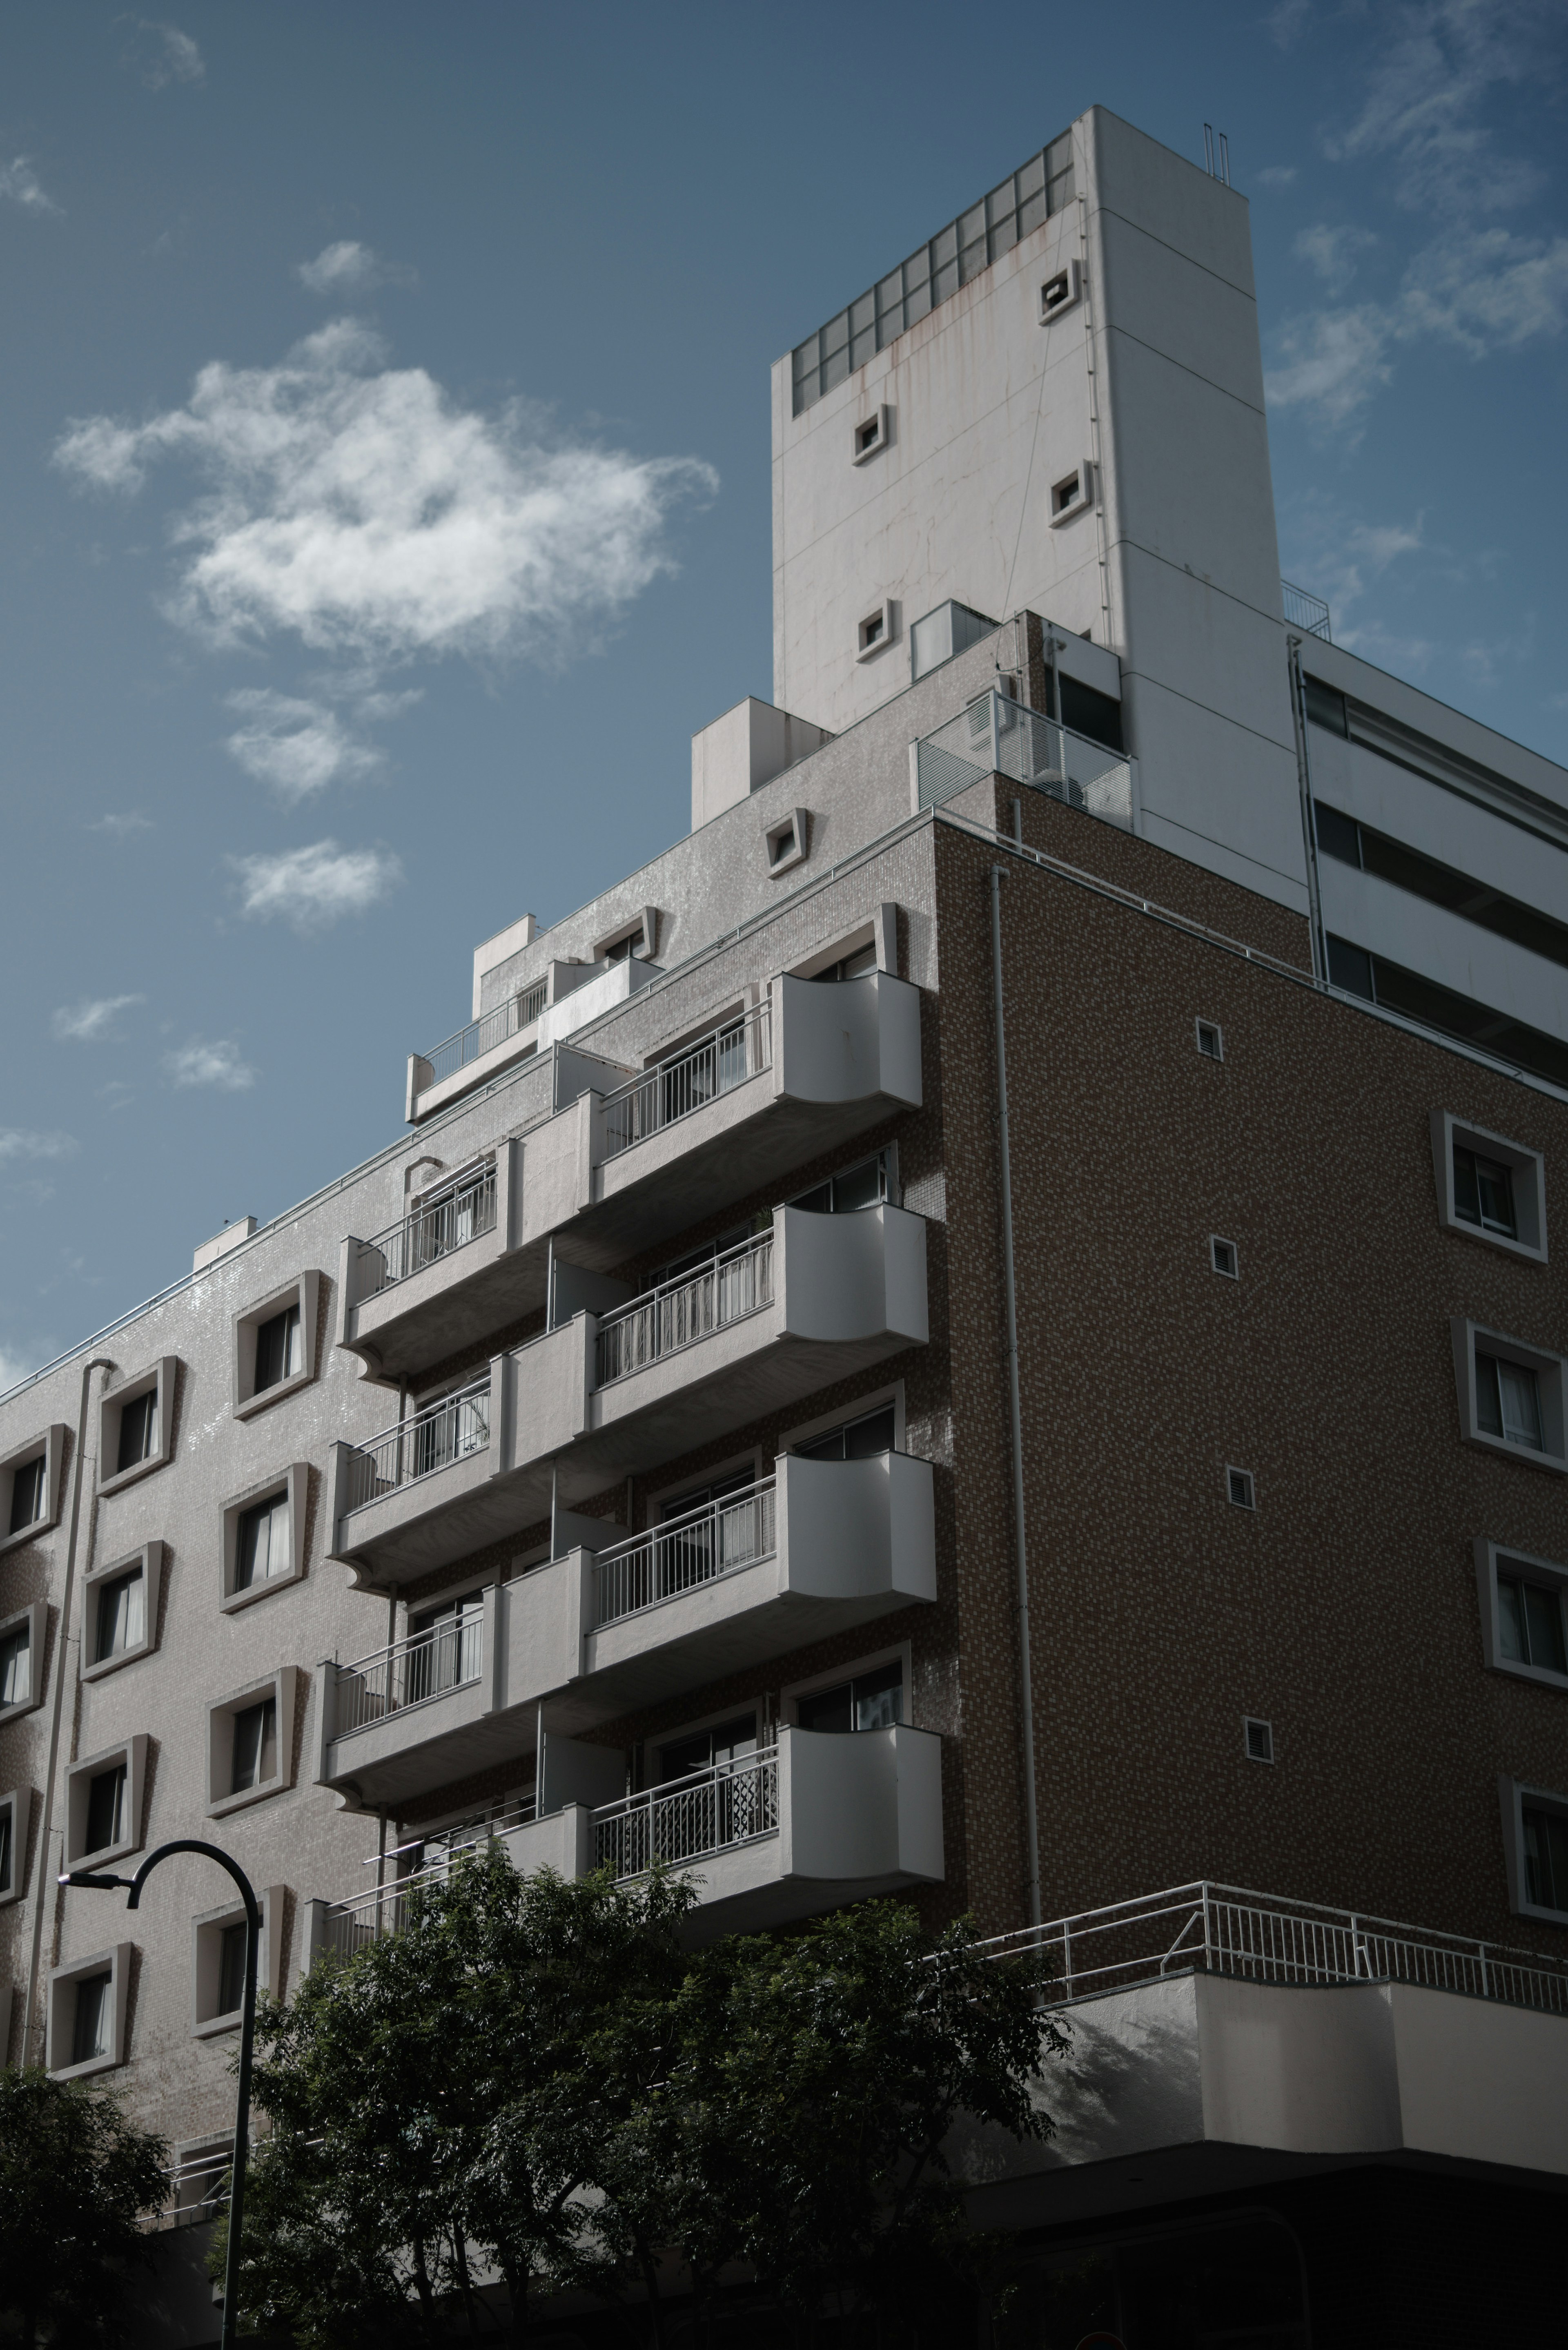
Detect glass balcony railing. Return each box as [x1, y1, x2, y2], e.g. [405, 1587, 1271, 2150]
[915, 691, 1134, 830]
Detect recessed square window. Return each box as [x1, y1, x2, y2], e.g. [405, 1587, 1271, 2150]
[1452, 1320, 1566, 1474]
[764, 807, 809, 877]
[591, 905, 659, 966]
[1243, 1717, 1274, 1763]
[1430, 1112, 1546, 1263]
[97, 1359, 177, 1497]
[1195, 1019, 1224, 1062]
[0, 1602, 46, 1726]
[1038, 259, 1082, 321]
[856, 600, 898, 661]
[81, 1542, 163, 1682]
[1501, 1778, 1568, 1924]
[191, 1884, 285, 2037]
[1476, 1541, 1568, 1689]
[851, 404, 891, 464]
[0, 1786, 33, 1907]
[65, 1735, 148, 1868]
[1210, 1236, 1239, 1279]
[220, 1463, 309, 1612]
[234, 1273, 321, 1420]
[0, 1424, 66, 1555]
[1227, 1466, 1256, 1510]
[1048, 463, 1093, 527]
[207, 1667, 299, 1818]
[47, 1943, 133, 2080]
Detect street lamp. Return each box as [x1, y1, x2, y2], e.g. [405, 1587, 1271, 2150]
[62, 1838, 259, 2350]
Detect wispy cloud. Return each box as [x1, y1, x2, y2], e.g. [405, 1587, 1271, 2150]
[1265, 0, 1310, 49]
[124, 18, 205, 89]
[0, 1343, 42, 1394]
[53, 319, 717, 667]
[1265, 307, 1394, 428]
[1324, 0, 1555, 219]
[225, 690, 384, 800]
[1294, 223, 1377, 283]
[229, 838, 403, 932]
[51, 994, 145, 1043]
[295, 241, 416, 296]
[0, 157, 60, 214]
[0, 1128, 79, 1164]
[165, 1037, 255, 1090]
[1256, 165, 1299, 188]
[88, 811, 154, 838]
[1279, 496, 1431, 658]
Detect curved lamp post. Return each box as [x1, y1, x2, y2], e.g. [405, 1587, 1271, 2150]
[63, 1839, 259, 2350]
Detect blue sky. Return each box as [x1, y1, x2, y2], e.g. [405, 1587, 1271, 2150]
[3, 0, 1566, 1389]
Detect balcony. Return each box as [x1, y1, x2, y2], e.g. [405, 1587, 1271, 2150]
[408, 958, 655, 1124]
[915, 691, 1135, 828]
[338, 1150, 549, 1381]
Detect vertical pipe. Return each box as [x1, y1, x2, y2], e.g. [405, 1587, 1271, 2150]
[990, 865, 1043, 1931]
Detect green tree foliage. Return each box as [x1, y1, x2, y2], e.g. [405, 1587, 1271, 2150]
[0, 2065, 169, 2348]
[222, 1850, 1065, 2348]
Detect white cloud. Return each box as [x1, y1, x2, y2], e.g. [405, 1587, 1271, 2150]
[1399, 226, 1568, 352]
[295, 241, 415, 296]
[89, 811, 154, 838]
[225, 689, 387, 801]
[1294, 223, 1377, 283]
[1265, 306, 1395, 428]
[229, 838, 403, 932]
[1265, 0, 1310, 49]
[0, 157, 60, 214]
[0, 1128, 79, 1164]
[53, 319, 717, 666]
[125, 19, 205, 89]
[1256, 165, 1299, 188]
[0, 1343, 42, 1395]
[52, 994, 145, 1043]
[165, 1037, 255, 1090]
[1325, 0, 1553, 218]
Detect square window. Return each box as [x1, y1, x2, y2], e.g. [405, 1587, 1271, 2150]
[0, 1603, 46, 1725]
[1501, 1778, 1568, 1923]
[1430, 1113, 1546, 1262]
[1476, 1541, 1568, 1689]
[764, 808, 809, 878]
[82, 1543, 163, 1681]
[0, 1424, 67, 1553]
[231, 1699, 277, 1793]
[0, 1787, 33, 1907]
[1049, 464, 1093, 527]
[1038, 259, 1082, 322]
[851, 404, 891, 465]
[1243, 1717, 1274, 1763]
[65, 1736, 147, 1868]
[856, 601, 898, 662]
[785, 1648, 910, 1736]
[1452, 1320, 1566, 1473]
[1211, 1236, 1239, 1279]
[233, 1275, 320, 1419]
[207, 1668, 299, 1817]
[1195, 1019, 1223, 1062]
[1227, 1467, 1256, 1510]
[47, 1943, 132, 2079]
[98, 1360, 177, 1497]
[220, 1463, 308, 1611]
[190, 1883, 285, 2036]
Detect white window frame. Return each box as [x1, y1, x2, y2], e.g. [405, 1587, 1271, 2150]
[779, 1381, 906, 1458]
[80, 1542, 164, 1682]
[782, 1639, 912, 1728]
[1499, 1776, 1568, 1925]
[207, 1666, 300, 1819]
[1038, 258, 1082, 323]
[855, 600, 898, 662]
[1048, 462, 1094, 528]
[850, 404, 891, 464]
[220, 1463, 310, 1612]
[1475, 1540, 1568, 1691]
[233, 1270, 321, 1420]
[190, 1884, 285, 2038]
[0, 1602, 47, 1726]
[0, 1423, 67, 1555]
[0, 1786, 33, 1907]
[65, 1735, 149, 1869]
[1451, 1318, 1567, 1474]
[1430, 1111, 1547, 1263]
[764, 808, 809, 877]
[97, 1357, 178, 1497]
[47, 1942, 133, 2080]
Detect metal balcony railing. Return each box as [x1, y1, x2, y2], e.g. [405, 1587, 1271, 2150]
[601, 999, 772, 1161]
[421, 978, 548, 1089]
[317, 1796, 538, 1960]
[915, 691, 1134, 828]
[593, 1746, 779, 1880]
[594, 1477, 777, 1628]
[595, 1230, 773, 1389]
[146, 2143, 234, 2230]
[967, 1880, 1568, 2016]
[356, 1163, 497, 1300]
[333, 1612, 484, 1737]
[343, 1377, 491, 1515]
[1281, 579, 1332, 640]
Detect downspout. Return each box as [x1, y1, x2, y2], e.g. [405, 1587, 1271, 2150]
[1286, 633, 1330, 985]
[990, 867, 1042, 1931]
[24, 1355, 114, 2060]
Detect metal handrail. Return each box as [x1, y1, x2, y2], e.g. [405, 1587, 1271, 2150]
[355, 1163, 497, 1298]
[343, 1376, 491, 1514]
[594, 1477, 777, 1628]
[421, 979, 548, 1087]
[1281, 579, 1332, 640]
[600, 999, 772, 1159]
[595, 1229, 774, 1389]
[593, 1745, 780, 1880]
[334, 1613, 483, 1737]
[146, 2143, 234, 2230]
[318, 1795, 539, 1959]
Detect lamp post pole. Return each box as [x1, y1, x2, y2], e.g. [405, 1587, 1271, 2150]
[63, 1839, 260, 2350]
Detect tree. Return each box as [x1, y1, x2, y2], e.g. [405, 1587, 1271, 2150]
[0, 2065, 169, 2348]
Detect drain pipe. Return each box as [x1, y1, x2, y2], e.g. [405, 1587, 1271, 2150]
[25, 1355, 114, 2061]
[990, 866, 1042, 1931]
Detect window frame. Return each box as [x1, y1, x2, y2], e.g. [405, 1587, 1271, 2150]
[97, 1358, 178, 1497]
[1500, 1777, 1568, 1924]
[1430, 1111, 1547, 1264]
[47, 1942, 134, 2080]
[855, 600, 898, 663]
[782, 1640, 912, 1731]
[207, 1666, 299, 1819]
[233, 1270, 322, 1420]
[1194, 1018, 1224, 1063]
[190, 1883, 285, 2038]
[1475, 1540, 1568, 1690]
[219, 1463, 309, 1613]
[80, 1541, 164, 1682]
[0, 1786, 33, 1908]
[0, 1423, 67, 1554]
[0, 1601, 47, 1726]
[780, 1381, 906, 1460]
[1210, 1236, 1240, 1280]
[1226, 1466, 1257, 1511]
[764, 807, 809, 877]
[1243, 1717, 1275, 1764]
[1048, 462, 1094, 527]
[1451, 1318, 1567, 1474]
[850, 404, 891, 464]
[590, 905, 659, 966]
[65, 1735, 149, 1868]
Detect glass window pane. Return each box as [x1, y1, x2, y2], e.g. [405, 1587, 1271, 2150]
[1523, 1581, 1568, 1674]
[1474, 1353, 1504, 1437]
[8, 1455, 44, 1535]
[854, 1659, 904, 1730]
[1498, 1361, 1543, 1449]
[1476, 1156, 1517, 1236]
[116, 1390, 156, 1475]
[0, 1810, 11, 1897]
[831, 1156, 886, 1213]
[821, 309, 849, 358]
[86, 1765, 126, 1853]
[231, 1698, 277, 1793]
[0, 1628, 29, 1709]
[1498, 1574, 1526, 1661]
[842, 1404, 897, 1460]
[796, 1678, 854, 1734]
[72, 1973, 112, 2065]
[218, 1921, 249, 2015]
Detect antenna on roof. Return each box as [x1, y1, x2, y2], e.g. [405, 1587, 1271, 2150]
[1203, 125, 1232, 187]
[1203, 123, 1215, 176]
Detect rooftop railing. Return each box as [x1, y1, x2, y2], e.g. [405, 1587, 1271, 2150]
[594, 1476, 777, 1629]
[595, 1229, 774, 1390]
[333, 1610, 484, 1738]
[1281, 579, 1332, 641]
[915, 692, 1134, 829]
[600, 999, 772, 1161]
[343, 1376, 491, 1515]
[356, 1162, 497, 1300]
[421, 977, 548, 1089]
[593, 1745, 779, 1881]
[966, 1880, 1568, 2016]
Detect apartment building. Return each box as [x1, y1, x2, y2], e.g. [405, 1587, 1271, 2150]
[3, 103, 1568, 2346]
